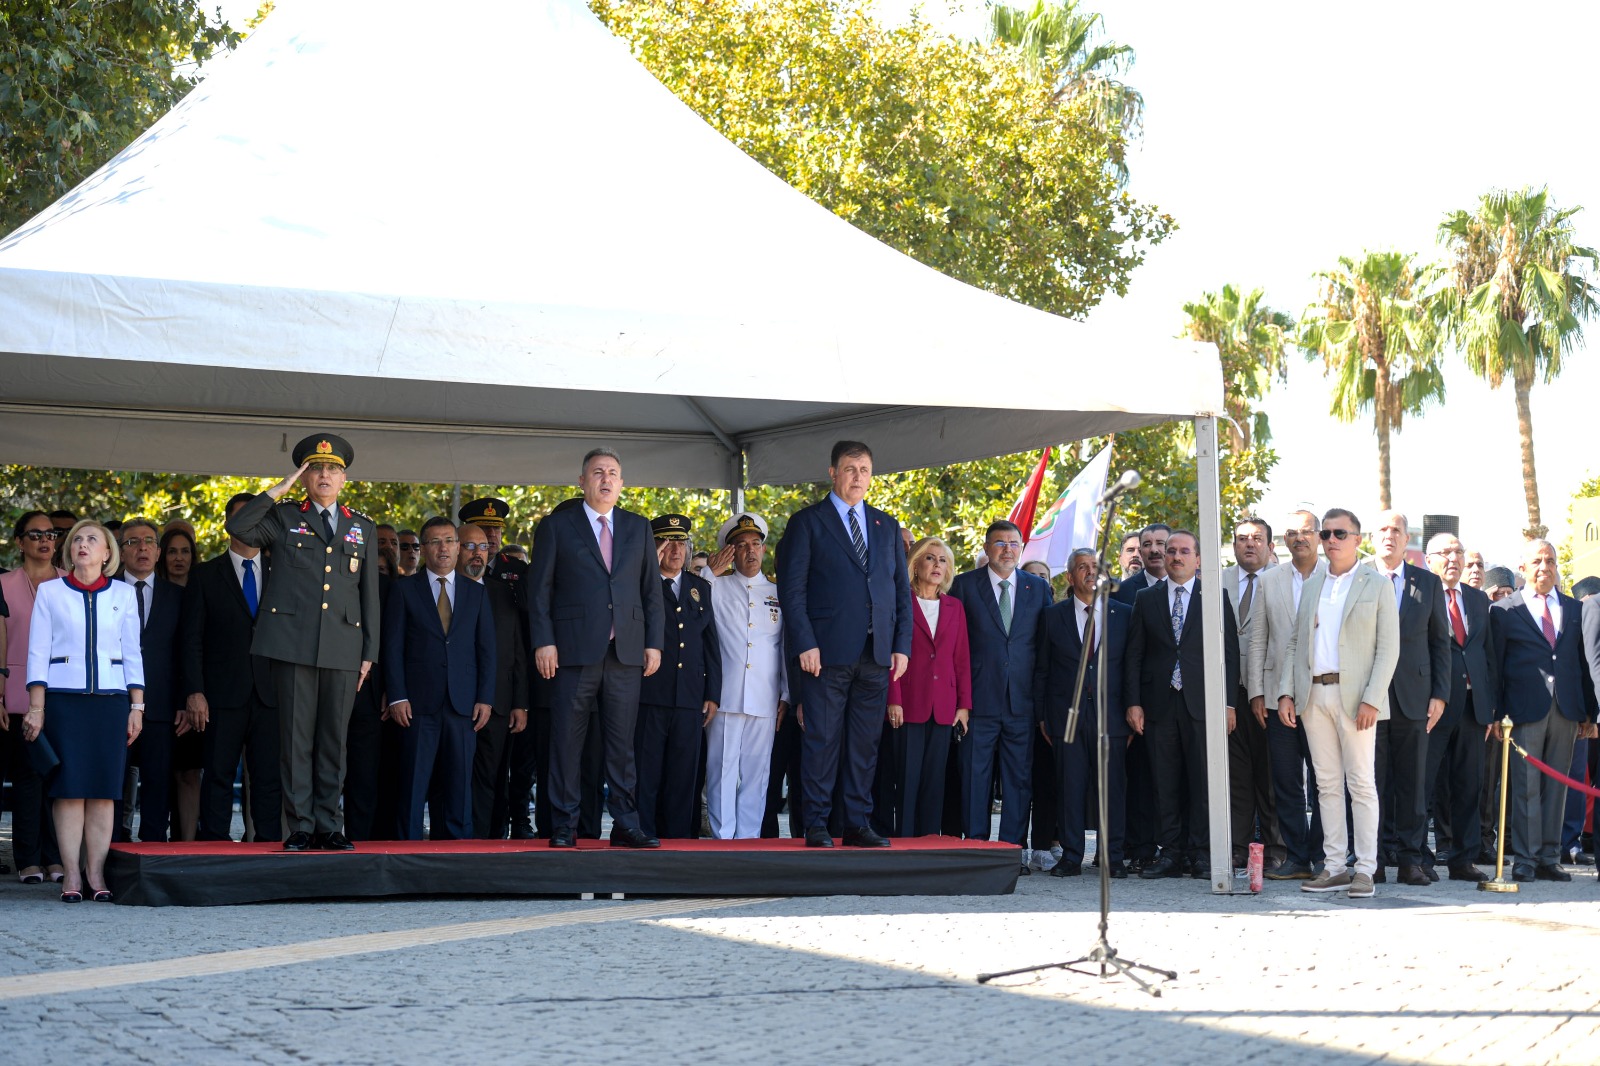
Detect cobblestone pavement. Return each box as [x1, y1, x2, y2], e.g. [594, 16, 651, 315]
[3, 826, 1598, 1065]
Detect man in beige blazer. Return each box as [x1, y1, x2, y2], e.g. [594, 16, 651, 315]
[1247, 509, 1327, 879]
[1279, 508, 1399, 898]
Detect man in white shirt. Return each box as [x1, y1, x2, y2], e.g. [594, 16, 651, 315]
[1280, 508, 1399, 898]
[701, 514, 789, 839]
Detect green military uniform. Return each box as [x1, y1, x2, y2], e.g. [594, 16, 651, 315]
[226, 435, 380, 840]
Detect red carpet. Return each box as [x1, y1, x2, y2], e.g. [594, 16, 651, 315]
[114, 836, 1016, 856]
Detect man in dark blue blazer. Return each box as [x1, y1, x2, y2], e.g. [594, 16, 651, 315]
[1113, 522, 1169, 870]
[384, 518, 496, 840]
[1422, 532, 1496, 881]
[1123, 529, 1239, 878]
[1490, 539, 1596, 882]
[180, 493, 280, 842]
[635, 514, 722, 839]
[117, 517, 184, 842]
[1369, 511, 1452, 886]
[1034, 547, 1130, 877]
[777, 440, 911, 848]
[527, 448, 665, 849]
[952, 520, 1052, 854]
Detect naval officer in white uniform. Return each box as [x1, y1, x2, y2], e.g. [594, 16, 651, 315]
[700, 514, 789, 838]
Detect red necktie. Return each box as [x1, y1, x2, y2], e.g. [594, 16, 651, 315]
[1448, 589, 1466, 647]
[1541, 595, 1557, 649]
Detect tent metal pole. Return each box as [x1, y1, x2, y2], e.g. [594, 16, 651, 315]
[1194, 415, 1235, 894]
[731, 450, 747, 513]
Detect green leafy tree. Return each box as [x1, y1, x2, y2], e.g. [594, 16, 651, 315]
[0, 2, 246, 238]
[1180, 283, 1291, 452]
[1436, 187, 1600, 538]
[1298, 250, 1445, 510]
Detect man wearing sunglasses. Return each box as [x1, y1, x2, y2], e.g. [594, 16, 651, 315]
[1279, 509, 1399, 898]
[1369, 511, 1452, 888]
[396, 529, 421, 576]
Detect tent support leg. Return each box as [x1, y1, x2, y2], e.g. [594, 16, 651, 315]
[730, 450, 746, 513]
[1194, 416, 1235, 894]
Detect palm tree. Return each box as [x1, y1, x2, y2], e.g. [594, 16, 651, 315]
[1298, 251, 1446, 510]
[1180, 284, 1292, 452]
[1436, 187, 1600, 538]
[987, 0, 1144, 157]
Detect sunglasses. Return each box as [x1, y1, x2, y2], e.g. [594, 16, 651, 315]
[22, 529, 60, 541]
[1319, 529, 1355, 541]
[399, 543, 422, 552]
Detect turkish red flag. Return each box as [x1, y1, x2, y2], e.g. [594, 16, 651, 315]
[1007, 447, 1052, 545]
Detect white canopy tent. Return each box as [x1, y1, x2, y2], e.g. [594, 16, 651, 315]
[0, 0, 1239, 891]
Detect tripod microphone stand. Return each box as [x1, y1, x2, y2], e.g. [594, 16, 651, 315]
[977, 471, 1175, 996]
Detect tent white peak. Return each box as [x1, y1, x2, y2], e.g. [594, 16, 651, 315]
[0, 0, 1220, 487]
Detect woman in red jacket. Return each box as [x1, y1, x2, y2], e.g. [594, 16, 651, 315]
[881, 536, 971, 836]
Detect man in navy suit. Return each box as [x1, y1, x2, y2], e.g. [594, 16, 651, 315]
[1422, 532, 1495, 881]
[384, 518, 495, 840]
[1124, 529, 1239, 878]
[952, 520, 1052, 857]
[528, 447, 665, 849]
[1035, 547, 1130, 878]
[1491, 539, 1596, 882]
[1369, 511, 1452, 886]
[118, 517, 184, 842]
[1114, 522, 1169, 870]
[777, 440, 911, 848]
[180, 493, 281, 842]
[1112, 523, 1168, 606]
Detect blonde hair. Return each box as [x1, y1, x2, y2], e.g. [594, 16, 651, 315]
[64, 518, 120, 577]
[908, 536, 956, 596]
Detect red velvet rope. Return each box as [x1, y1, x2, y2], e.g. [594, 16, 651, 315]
[1512, 740, 1600, 799]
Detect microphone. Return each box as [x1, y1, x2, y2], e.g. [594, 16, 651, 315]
[1098, 469, 1141, 506]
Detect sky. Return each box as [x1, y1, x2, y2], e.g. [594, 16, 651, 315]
[868, 0, 1600, 566]
[212, 1, 1599, 566]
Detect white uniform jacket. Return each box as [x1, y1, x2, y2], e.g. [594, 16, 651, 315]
[701, 567, 788, 716]
[27, 578, 145, 695]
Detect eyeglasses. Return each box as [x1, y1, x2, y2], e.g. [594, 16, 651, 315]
[461, 543, 491, 554]
[1319, 529, 1355, 541]
[1428, 548, 1465, 557]
[987, 541, 1023, 552]
[423, 538, 458, 549]
[22, 530, 59, 542]
[122, 536, 158, 548]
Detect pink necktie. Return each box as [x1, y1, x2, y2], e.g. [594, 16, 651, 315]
[598, 514, 613, 572]
[1541, 595, 1557, 649]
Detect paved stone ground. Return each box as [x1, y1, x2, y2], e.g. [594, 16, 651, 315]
[3, 816, 1598, 1065]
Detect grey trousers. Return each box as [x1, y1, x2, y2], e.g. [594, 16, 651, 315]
[271, 660, 358, 835]
[1508, 712, 1579, 868]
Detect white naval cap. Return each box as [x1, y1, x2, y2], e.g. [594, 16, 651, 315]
[717, 513, 769, 547]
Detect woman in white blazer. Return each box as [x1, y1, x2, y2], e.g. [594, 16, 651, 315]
[21, 519, 145, 903]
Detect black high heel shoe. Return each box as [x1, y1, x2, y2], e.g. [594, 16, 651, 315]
[60, 889, 84, 903]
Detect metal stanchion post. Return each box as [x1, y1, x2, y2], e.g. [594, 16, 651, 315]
[1480, 716, 1518, 894]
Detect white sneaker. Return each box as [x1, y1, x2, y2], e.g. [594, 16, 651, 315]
[1034, 850, 1058, 873]
[1021, 848, 1033, 869]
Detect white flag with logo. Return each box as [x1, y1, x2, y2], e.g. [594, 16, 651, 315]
[1019, 445, 1112, 572]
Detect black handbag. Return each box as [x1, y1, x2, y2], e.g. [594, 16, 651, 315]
[25, 732, 60, 779]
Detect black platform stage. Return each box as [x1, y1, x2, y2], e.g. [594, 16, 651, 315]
[106, 837, 1022, 906]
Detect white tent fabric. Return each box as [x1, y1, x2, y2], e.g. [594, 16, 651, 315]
[0, 0, 1219, 487]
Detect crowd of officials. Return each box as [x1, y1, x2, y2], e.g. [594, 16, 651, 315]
[3, 433, 1598, 902]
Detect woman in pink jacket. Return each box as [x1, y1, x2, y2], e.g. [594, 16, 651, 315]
[880, 536, 972, 837]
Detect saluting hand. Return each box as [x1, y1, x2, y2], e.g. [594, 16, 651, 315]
[705, 544, 736, 575]
[267, 460, 311, 500]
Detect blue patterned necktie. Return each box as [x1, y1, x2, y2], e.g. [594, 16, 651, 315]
[241, 558, 258, 618]
[1170, 585, 1186, 689]
[848, 507, 867, 568]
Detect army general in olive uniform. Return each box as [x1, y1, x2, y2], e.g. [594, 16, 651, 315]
[226, 434, 380, 851]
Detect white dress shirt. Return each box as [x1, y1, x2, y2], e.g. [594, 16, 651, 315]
[1166, 576, 1195, 619]
[1375, 562, 1406, 611]
[429, 569, 456, 611]
[1313, 568, 1354, 675]
[827, 492, 867, 553]
[228, 548, 262, 591]
[987, 565, 1020, 604]
[1074, 595, 1102, 649]
[582, 501, 615, 547]
[1524, 588, 1562, 636]
[121, 570, 155, 625]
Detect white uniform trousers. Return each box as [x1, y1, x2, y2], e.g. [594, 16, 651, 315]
[706, 710, 777, 839]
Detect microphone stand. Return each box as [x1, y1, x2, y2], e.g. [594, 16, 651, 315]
[977, 480, 1175, 996]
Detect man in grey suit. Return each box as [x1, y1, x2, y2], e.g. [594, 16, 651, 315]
[1369, 510, 1451, 886]
[1280, 508, 1399, 899]
[1248, 510, 1326, 879]
[1223, 516, 1283, 870]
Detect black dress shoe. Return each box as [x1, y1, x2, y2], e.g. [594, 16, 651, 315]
[1477, 848, 1498, 865]
[1017, 864, 1032, 875]
[509, 821, 534, 841]
[1535, 863, 1572, 882]
[610, 826, 661, 849]
[842, 826, 891, 848]
[1139, 856, 1181, 879]
[1049, 860, 1083, 877]
[1424, 865, 1439, 883]
[317, 832, 355, 851]
[1448, 863, 1490, 883]
[1265, 862, 1314, 881]
[1108, 862, 1127, 879]
[1512, 863, 1535, 883]
[550, 827, 576, 848]
[804, 827, 834, 848]
[1397, 864, 1430, 886]
[283, 831, 313, 852]
[1371, 866, 1387, 884]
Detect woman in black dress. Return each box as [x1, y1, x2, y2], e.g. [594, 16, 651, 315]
[21, 519, 146, 903]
